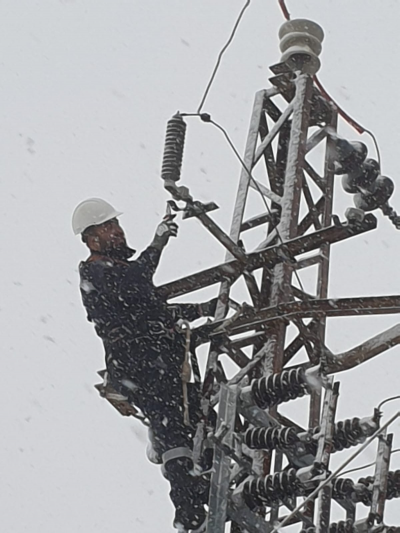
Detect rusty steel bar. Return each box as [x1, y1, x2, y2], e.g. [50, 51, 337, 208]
[159, 215, 377, 298]
[370, 431, 393, 524]
[206, 295, 400, 337]
[202, 89, 266, 398]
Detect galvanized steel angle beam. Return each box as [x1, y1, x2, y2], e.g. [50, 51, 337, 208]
[369, 431, 393, 526]
[206, 384, 238, 533]
[207, 295, 400, 337]
[315, 380, 339, 533]
[158, 215, 377, 298]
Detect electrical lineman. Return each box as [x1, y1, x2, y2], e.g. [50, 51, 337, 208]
[72, 198, 217, 532]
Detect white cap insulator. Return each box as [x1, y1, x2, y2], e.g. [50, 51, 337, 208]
[72, 198, 122, 235]
[279, 19, 324, 75]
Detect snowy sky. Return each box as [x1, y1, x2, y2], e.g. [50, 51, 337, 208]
[2, 1, 400, 531]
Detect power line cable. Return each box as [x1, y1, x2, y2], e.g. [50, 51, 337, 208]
[341, 449, 400, 477]
[379, 395, 400, 411]
[181, 112, 307, 293]
[197, 0, 251, 114]
[207, 116, 307, 294]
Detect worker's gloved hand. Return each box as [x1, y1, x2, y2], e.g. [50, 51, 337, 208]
[151, 215, 178, 250]
[198, 297, 219, 317]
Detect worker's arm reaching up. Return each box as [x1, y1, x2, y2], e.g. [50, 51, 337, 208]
[132, 215, 178, 278]
[150, 215, 178, 251]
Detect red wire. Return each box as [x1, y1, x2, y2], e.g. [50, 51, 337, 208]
[278, 0, 290, 20]
[277, 0, 366, 135]
[313, 76, 365, 134]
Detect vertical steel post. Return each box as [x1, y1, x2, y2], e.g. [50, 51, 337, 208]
[207, 384, 238, 533]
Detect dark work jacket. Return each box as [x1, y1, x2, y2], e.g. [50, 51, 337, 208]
[79, 245, 201, 381]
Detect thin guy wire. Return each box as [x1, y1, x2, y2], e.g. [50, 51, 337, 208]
[269, 411, 400, 533]
[341, 448, 400, 477]
[379, 395, 400, 411]
[209, 118, 307, 294]
[197, 0, 251, 114]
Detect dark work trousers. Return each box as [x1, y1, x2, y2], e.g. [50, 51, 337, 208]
[105, 334, 206, 514]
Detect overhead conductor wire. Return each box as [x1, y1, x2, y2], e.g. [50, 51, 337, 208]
[341, 448, 400, 477]
[186, 0, 307, 292]
[197, 0, 251, 114]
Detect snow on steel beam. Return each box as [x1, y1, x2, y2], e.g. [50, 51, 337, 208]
[158, 215, 377, 298]
[253, 100, 294, 166]
[249, 178, 282, 205]
[210, 295, 400, 337]
[326, 323, 400, 374]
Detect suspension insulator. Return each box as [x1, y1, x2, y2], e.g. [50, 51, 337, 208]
[342, 158, 380, 193]
[244, 427, 299, 450]
[329, 520, 356, 533]
[354, 175, 394, 212]
[331, 478, 355, 500]
[243, 468, 303, 508]
[332, 416, 378, 452]
[250, 367, 310, 410]
[386, 470, 400, 500]
[356, 470, 400, 503]
[161, 113, 187, 183]
[333, 139, 368, 175]
[308, 414, 379, 454]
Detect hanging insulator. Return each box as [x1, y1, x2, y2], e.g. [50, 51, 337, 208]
[342, 158, 380, 193]
[331, 415, 379, 452]
[331, 478, 355, 500]
[243, 468, 303, 508]
[308, 413, 379, 454]
[329, 520, 356, 533]
[300, 528, 316, 533]
[243, 427, 300, 450]
[250, 367, 311, 409]
[354, 478, 373, 506]
[355, 470, 400, 503]
[354, 175, 395, 212]
[386, 470, 400, 500]
[333, 139, 368, 175]
[161, 113, 187, 183]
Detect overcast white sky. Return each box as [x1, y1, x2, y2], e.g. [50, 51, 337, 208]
[2, 1, 400, 531]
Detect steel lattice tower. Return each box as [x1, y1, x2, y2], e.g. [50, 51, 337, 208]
[98, 18, 400, 533]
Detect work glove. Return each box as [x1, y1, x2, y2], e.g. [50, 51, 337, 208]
[198, 297, 219, 317]
[151, 215, 178, 250]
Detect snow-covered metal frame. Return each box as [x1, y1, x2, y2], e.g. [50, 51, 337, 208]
[95, 60, 400, 531]
[157, 62, 400, 532]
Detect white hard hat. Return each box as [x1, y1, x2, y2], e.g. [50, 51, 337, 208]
[72, 198, 122, 235]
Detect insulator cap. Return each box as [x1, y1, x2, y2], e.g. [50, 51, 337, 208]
[161, 113, 187, 183]
[333, 140, 368, 175]
[354, 176, 394, 212]
[279, 19, 324, 74]
[341, 158, 380, 193]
